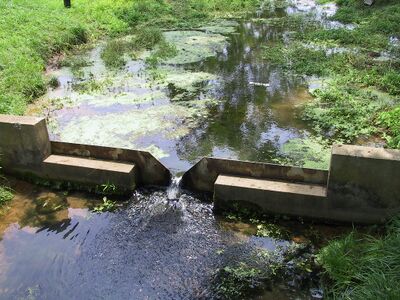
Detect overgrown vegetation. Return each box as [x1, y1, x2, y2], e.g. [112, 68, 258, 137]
[263, 0, 400, 145]
[318, 217, 400, 299]
[0, 0, 259, 115]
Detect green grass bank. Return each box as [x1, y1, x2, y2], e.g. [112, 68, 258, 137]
[0, 0, 259, 115]
[318, 217, 400, 299]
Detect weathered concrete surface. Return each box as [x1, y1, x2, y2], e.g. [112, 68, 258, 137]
[43, 155, 137, 190]
[328, 144, 400, 211]
[51, 141, 171, 186]
[182, 157, 328, 193]
[0, 115, 50, 172]
[214, 175, 327, 217]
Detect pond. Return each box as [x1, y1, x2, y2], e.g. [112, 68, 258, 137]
[3, 0, 358, 299]
[27, 0, 344, 173]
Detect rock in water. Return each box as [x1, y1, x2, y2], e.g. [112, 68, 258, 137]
[364, 0, 374, 6]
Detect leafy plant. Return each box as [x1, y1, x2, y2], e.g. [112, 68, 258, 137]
[100, 182, 117, 194]
[93, 197, 117, 213]
[378, 106, 400, 148]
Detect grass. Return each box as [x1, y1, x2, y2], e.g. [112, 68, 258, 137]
[0, 0, 260, 115]
[263, 0, 400, 146]
[318, 217, 400, 299]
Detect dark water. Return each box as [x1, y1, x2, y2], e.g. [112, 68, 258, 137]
[0, 179, 352, 300]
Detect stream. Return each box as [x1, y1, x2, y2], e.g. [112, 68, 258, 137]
[1, 1, 356, 299]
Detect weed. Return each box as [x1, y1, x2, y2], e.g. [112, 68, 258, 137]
[131, 26, 164, 50]
[93, 197, 117, 213]
[101, 39, 128, 68]
[100, 182, 117, 194]
[303, 80, 389, 142]
[48, 76, 60, 89]
[60, 56, 92, 71]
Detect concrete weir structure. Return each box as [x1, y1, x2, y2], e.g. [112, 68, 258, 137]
[1, 114, 400, 223]
[0, 115, 171, 192]
[182, 147, 400, 224]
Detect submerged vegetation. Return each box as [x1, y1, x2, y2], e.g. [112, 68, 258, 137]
[318, 217, 400, 299]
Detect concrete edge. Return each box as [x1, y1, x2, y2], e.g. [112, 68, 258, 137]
[182, 156, 329, 193]
[50, 141, 172, 187]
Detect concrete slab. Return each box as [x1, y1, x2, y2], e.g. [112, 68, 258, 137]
[0, 114, 50, 171]
[214, 175, 328, 218]
[50, 141, 171, 186]
[216, 175, 327, 197]
[43, 155, 136, 190]
[182, 157, 328, 193]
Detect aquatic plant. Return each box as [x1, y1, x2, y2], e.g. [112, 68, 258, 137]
[34, 194, 66, 214]
[0, 163, 13, 207]
[93, 197, 117, 213]
[0, 185, 13, 207]
[214, 263, 267, 299]
[60, 55, 93, 71]
[303, 81, 392, 142]
[47, 76, 60, 89]
[281, 137, 331, 170]
[101, 39, 128, 68]
[131, 26, 164, 50]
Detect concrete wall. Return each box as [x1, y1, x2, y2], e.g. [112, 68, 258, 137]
[51, 141, 171, 186]
[2, 114, 400, 223]
[0, 115, 51, 173]
[0, 114, 171, 188]
[182, 157, 328, 193]
[328, 144, 400, 213]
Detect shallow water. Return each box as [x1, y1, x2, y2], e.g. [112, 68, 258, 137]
[0, 179, 351, 299]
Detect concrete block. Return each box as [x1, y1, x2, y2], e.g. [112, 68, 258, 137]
[182, 157, 328, 193]
[214, 175, 327, 218]
[0, 115, 50, 172]
[328, 145, 400, 210]
[43, 154, 136, 190]
[50, 141, 171, 186]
